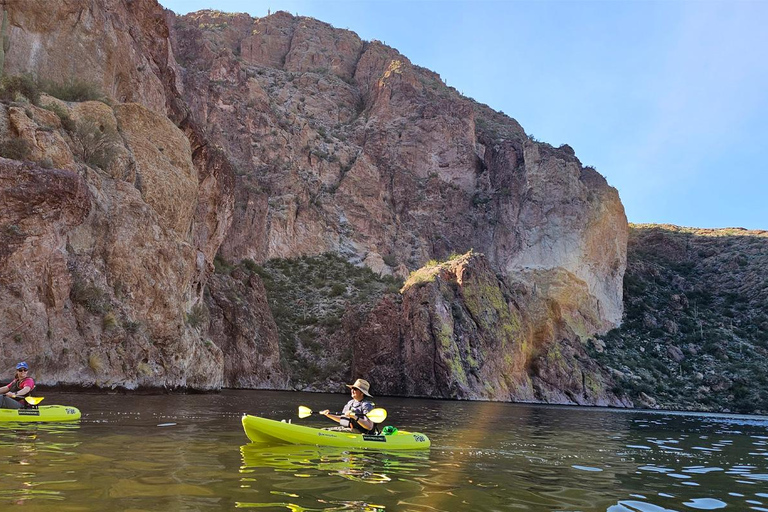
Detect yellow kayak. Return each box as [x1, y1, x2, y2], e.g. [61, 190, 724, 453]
[242, 414, 430, 450]
[0, 405, 81, 423]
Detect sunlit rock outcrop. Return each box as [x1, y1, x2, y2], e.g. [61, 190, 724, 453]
[351, 252, 628, 406]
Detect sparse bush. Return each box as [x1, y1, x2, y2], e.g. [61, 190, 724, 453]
[4, 224, 22, 237]
[214, 255, 233, 274]
[124, 320, 141, 334]
[0, 75, 40, 104]
[186, 303, 209, 328]
[69, 119, 120, 169]
[382, 253, 398, 267]
[102, 311, 118, 330]
[242, 258, 260, 273]
[42, 102, 76, 131]
[40, 79, 105, 103]
[70, 280, 107, 315]
[0, 137, 31, 160]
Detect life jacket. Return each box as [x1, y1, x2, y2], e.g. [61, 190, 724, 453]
[349, 417, 379, 435]
[8, 377, 35, 404]
[344, 400, 379, 435]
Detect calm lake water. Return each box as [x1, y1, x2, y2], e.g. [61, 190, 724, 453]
[1, 390, 767, 511]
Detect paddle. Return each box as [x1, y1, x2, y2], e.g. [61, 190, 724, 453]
[24, 396, 44, 405]
[298, 405, 388, 423]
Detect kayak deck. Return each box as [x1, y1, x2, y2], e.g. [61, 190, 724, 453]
[0, 405, 81, 423]
[242, 414, 430, 450]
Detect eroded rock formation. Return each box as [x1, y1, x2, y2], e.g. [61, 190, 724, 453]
[0, 1, 628, 404]
[351, 252, 628, 405]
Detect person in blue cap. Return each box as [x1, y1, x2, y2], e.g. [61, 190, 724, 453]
[0, 362, 35, 409]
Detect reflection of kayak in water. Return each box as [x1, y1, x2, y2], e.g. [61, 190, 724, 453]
[240, 443, 428, 483]
[242, 414, 431, 450]
[0, 405, 81, 423]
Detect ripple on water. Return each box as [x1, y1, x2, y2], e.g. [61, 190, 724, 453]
[682, 497, 727, 509]
[608, 500, 677, 511]
[683, 466, 724, 474]
[571, 465, 602, 472]
[639, 465, 674, 474]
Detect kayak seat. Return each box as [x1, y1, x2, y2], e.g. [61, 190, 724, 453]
[323, 426, 354, 432]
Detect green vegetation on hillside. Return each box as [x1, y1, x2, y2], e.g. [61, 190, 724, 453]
[590, 225, 768, 414]
[0, 74, 105, 105]
[402, 251, 468, 291]
[229, 253, 402, 388]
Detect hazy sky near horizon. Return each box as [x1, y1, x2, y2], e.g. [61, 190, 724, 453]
[159, 0, 768, 230]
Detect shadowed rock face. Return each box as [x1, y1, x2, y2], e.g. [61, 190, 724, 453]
[0, 1, 627, 400]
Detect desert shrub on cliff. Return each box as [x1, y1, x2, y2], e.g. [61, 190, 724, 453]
[69, 119, 120, 170]
[40, 79, 105, 103]
[70, 278, 108, 315]
[591, 225, 768, 414]
[0, 136, 31, 160]
[239, 253, 402, 387]
[0, 74, 40, 104]
[42, 102, 76, 131]
[186, 303, 209, 328]
[403, 251, 468, 291]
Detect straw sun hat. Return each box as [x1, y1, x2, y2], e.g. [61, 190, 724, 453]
[346, 378, 372, 397]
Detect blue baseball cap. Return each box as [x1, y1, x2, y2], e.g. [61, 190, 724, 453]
[16, 362, 28, 370]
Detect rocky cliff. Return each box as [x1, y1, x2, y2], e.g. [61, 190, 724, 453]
[591, 225, 768, 414]
[0, 0, 628, 404]
[352, 251, 627, 405]
[171, 10, 627, 330]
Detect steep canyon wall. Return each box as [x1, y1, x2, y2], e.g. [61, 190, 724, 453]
[0, 1, 627, 404]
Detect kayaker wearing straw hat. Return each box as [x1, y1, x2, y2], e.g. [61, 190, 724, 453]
[320, 378, 377, 434]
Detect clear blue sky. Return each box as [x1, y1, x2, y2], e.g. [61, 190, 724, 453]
[159, 0, 768, 230]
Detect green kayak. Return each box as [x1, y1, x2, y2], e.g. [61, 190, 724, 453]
[0, 405, 81, 423]
[242, 414, 431, 450]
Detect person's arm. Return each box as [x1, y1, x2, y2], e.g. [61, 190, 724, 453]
[346, 410, 374, 431]
[0, 384, 9, 394]
[12, 384, 33, 398]
[321, 403, 359, 428]
[319, 409, 344, 424]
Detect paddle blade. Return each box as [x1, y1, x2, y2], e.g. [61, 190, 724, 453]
[298, 405, 313, 419]
[367, 408, 387, 423]
[24, 396, 44, 405]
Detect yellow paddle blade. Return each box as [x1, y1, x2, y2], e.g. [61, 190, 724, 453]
[367, 408, 387, 423]
[24, 396, 44, 405]
[298, 405, 313, 419]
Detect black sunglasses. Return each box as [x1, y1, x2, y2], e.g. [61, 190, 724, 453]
[17, 368, 28, 372]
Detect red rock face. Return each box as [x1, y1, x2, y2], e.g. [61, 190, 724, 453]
[0, 1, 628, 400]
[171, 10, 625, 320]
[0, 159, 91, 376]
[1, 0, 239, 389]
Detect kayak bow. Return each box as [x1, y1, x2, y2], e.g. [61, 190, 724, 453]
[242, 414, 430, 450]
